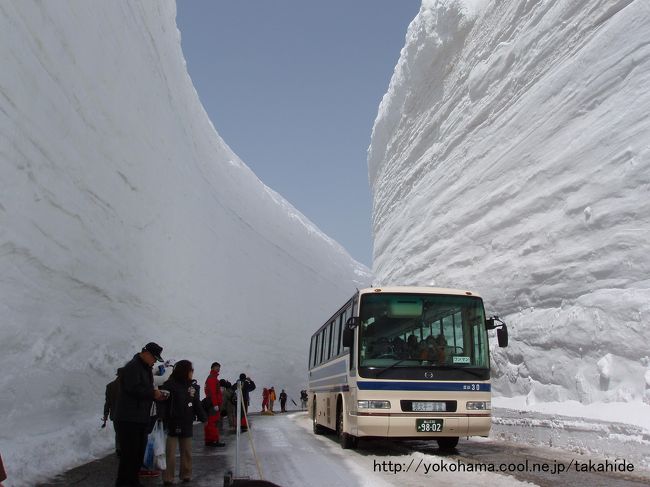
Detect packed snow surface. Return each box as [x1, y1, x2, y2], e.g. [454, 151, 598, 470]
[369, 0, 650, 418]
[0, 1, 370, 484]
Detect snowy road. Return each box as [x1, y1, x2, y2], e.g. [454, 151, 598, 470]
[37, 410, 650, 486]
[243, 412, 526, 486]
[243, 412, 650, 487]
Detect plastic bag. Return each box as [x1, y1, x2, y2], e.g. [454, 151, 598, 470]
[152, 419, 167, 470]
[143, 434, 155, 470]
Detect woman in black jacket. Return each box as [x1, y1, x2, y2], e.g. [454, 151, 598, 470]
[160, 360, 207, 485]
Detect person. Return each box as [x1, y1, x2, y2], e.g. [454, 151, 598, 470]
[204, 362, 224, 447]
[406, 334, 419, 359]
[153, 359, 174, 387]
[159, 360, 206, 485]
[279, 389, 288, 412]
[419, 334, 446, 363]
[268, 386, 276, 412]
[433, 333, 447, 363]
[300, 390, 308, 410]
[218, 379, 230, 431]
[114, 342, 167, 487]
[261, 387, 269, 412]
[419, 335, 434, 361]
[103, 367, 124, 456]
[235, 374, 256, 430]
[392, 336, 407, 358]
[0, 451, 6, 485]
[221, 380, 236, 431]
[238, 374, 256, 413]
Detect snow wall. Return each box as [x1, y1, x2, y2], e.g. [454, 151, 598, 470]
[0, 2, 370, 484]
[369, 0, 650, 410]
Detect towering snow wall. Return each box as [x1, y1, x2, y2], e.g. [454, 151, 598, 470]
[369, 0, 650, 409]
[0, 1, 370, 483]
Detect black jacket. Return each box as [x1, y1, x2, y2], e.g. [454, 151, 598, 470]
[103, 377, 121, 421]
[160, 378, 206, 437]
[238, 378, 256, 406]
[115, 354, 155, 424]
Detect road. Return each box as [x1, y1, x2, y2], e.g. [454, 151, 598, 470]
[38, 410, 650, 486]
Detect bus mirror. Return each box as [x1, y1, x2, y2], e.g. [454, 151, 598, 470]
[497, 324, 508, 347]
[346, 317, 360, 329]
[342, 328, 354, 348]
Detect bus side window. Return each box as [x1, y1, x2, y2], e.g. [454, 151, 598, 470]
[315, 333, 321, 367]
[319, 329, 326, 364]
[331, 319, 339, 359]
[327, 321, 334, 360]
[322, 326, 330, 362]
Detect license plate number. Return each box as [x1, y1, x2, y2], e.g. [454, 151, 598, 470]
[416, 419, 443, 432]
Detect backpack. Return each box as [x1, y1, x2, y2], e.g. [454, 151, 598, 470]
[201, 396, 213, 416]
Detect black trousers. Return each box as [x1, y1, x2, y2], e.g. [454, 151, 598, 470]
[114, 420, 149, 487]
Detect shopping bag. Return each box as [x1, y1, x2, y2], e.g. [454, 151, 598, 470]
[152, 420, 167, 470]
[143, 434, 155, 470]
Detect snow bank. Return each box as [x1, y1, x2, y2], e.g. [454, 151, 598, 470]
[369, 0, 650, 416]
[0, 1, 370, 484]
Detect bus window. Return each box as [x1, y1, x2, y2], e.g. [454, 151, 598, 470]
[342, 307, 351, 351]
[331, 319, 339, 359]
[323, 323, 332, 362]
[309, 336, 316, 368]
[320, 329, 327, 363]
[315, 333, 321, 366]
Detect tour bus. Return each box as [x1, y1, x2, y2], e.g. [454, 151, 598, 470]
[307, 286, 508, 449]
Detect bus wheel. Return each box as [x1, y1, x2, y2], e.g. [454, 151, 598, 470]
[337, 402, 358, 449]
[312, 401, 325, 435]
[436, 437, 459, 450]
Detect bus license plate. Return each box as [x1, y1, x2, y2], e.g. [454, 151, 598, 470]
[416, 419, 443, 432]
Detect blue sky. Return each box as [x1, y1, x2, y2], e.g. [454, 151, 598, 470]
[176, 1, 421, 267]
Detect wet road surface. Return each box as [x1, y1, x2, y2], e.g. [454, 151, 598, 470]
[37, 411, 650, 487]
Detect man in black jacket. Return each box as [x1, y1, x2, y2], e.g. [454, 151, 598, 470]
[237, 373, 256, 414]
[279, 389, 288, 413]
[114, 342, 166, 487]
[103, 367, 123, 456]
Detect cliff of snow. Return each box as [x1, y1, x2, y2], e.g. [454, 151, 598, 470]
[369, 0, 650, 408]
[0, 1, 369, 483]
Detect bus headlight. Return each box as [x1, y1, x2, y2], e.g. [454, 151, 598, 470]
[466, 401, 491, 410]
[358, 400, 391, 409]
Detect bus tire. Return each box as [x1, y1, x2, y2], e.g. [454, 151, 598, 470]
[436, 437, 459, 450]
[312, 401, 326, 435]
[337, 400, 358, 449]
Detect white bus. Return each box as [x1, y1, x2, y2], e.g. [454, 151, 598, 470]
[308, 286, 508, 449]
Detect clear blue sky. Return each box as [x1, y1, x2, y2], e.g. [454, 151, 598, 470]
[176, 1, 421, 267]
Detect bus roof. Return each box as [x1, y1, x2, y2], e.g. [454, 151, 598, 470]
[358, 286, 483, 299]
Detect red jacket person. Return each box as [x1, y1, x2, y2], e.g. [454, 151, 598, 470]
[204, 362, 224, 447]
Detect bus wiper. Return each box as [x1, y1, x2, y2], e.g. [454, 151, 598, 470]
[374, 360, 414, 377]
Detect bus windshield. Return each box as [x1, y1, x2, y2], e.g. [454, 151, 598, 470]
[359, 293, 489, 369]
